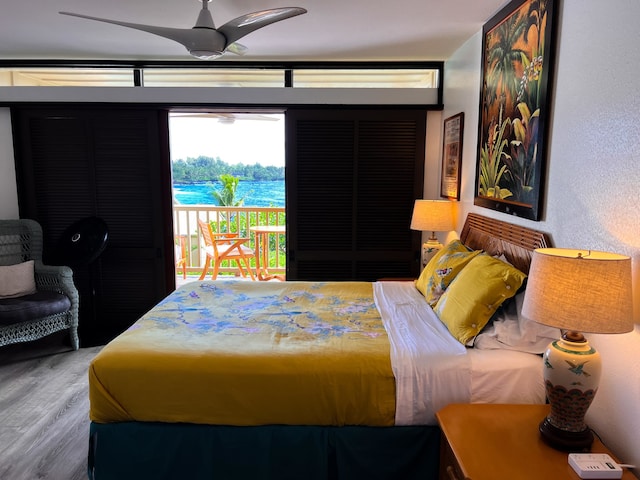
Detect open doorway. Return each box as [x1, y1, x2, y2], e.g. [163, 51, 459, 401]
[168, 111, 286, 286]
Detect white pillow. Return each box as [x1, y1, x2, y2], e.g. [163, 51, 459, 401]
[474, 291, 560, 354]
[0, 260, 37, 299]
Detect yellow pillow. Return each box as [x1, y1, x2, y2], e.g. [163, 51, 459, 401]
[415, 240, 481, 306]
[433, 254, 527, 344]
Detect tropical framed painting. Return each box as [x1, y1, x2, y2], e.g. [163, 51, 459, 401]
[440, 112, 464, 200]
[474, 0, 558, 220]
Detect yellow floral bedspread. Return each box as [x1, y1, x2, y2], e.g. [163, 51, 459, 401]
[89, 280, 396, 426]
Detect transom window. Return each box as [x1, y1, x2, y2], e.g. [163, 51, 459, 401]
[0, 62, 441, 89]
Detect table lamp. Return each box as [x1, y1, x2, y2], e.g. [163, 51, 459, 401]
[521, 248, 634, 452]
[410, 199, 455, 266]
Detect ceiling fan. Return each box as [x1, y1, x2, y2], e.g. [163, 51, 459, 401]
[171, 112, 282, 123]
[59, 1, 307, 60]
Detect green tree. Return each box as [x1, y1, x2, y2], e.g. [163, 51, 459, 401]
[212, 174, 245, 206]
[171, 156, 284, 183]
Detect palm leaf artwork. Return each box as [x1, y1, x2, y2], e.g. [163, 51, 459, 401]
[479, 108, 513, 200]
[485, 13, 528, 114]
[504, 102, 540, 202]
[476, 0, 554, 219]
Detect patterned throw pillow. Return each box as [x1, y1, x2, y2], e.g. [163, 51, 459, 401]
[415, 240, 481, 306]
[434, 254, 527, 345]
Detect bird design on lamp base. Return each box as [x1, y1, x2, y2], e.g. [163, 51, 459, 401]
[539, 332, 601, 452]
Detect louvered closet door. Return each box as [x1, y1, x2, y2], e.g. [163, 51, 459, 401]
[286, 110, 425, 281]
[12, 107, 173, 346]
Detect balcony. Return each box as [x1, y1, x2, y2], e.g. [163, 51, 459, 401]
[173, 205, 286, 285]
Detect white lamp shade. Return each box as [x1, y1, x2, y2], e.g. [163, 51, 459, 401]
[522, 248, 633, 334]
[410, 200, 454, 232]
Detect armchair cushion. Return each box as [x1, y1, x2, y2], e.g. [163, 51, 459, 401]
[0, 260, 37, 299]
[0, 291, 72, 325]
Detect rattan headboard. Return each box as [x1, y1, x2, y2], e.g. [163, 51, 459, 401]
[459, 213, 550, 275]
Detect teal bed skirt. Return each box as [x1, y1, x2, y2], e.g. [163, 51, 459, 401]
[88, 422, 440, 480]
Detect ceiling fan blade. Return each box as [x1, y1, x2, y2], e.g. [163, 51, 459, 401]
[59, 11, 227, 57]
[218, 7, 307, 46]
[60, 12, 197, 47]
[172, 112, 280, 121]
[226, 42, 248, 56]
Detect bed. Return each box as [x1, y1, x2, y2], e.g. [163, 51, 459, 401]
[87, 214, 556, 480]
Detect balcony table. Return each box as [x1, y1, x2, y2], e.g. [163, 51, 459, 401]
[249, 225, 286, 281]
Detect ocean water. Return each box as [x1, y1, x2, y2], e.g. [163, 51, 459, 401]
[173, 181, 285, 207]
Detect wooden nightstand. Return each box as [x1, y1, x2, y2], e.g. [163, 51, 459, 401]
[436, 404, 637, 480]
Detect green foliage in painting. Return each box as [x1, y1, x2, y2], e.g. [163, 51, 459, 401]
[478, 0, 551, 210]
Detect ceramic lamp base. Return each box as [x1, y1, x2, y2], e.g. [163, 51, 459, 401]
[539, 416, 593, 452]
[422, 235, 443, 267]
[540, 331, 601, 452]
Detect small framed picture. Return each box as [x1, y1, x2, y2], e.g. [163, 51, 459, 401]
[440, 112, 464, 200]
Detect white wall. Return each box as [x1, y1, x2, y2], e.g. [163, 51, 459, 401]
[0, 108, 18, 218]
[443, 0, 640, 468]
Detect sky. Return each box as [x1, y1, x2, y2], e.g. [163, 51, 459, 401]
[168, 113, 285, 167]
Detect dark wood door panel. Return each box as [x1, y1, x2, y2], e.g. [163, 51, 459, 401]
[12, 107, 173, 345]
[286, 109, 425, 281]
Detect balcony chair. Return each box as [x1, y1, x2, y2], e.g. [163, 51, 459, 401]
[175, 234, 187, 279]
[197, 219, 256, 281]
[0, 219, 79, 350]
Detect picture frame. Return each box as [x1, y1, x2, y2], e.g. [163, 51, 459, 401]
[440, 112, 464, 200]
[474, 0, 558, 220]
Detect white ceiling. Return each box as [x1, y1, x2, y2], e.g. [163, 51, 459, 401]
[0, 0, 509, 62]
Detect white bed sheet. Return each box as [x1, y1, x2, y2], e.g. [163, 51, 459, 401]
[374, 281, 546, 426]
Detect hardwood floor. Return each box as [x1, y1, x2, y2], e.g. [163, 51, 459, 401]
[0, 332, 102, 480]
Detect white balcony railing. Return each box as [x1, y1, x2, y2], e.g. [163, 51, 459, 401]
[173, 205, 286, 278]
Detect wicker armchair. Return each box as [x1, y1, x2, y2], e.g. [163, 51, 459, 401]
[0, 219, 79, 350]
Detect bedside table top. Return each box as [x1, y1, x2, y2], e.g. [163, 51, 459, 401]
[436, 404, 637, 480]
